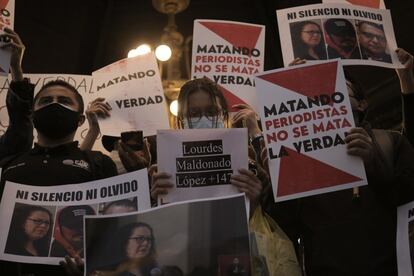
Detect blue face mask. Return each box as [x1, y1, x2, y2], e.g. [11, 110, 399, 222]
[183, 116, 225, 129]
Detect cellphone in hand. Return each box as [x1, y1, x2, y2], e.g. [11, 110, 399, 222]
[121, 131, 144, 151]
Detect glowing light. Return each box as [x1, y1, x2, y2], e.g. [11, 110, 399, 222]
[127, 44, 151, 58]
[136, 44, 151, 55]
[155, 44, 172, 61]
[170, 100, 178, 116]
[127, 49, 138, 58]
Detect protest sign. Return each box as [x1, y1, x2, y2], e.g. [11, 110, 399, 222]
[92, 53, 169, 137]
[0, 169, 151, 265]
[191, 19, 265, 111]
[157, 128, 248, 204]
[84, 194, 250, 276]
[276, 3, 401, 68]
[0, 0, 14, 76]
[397, 201, 414, 276]
[0, 74, 110, 152]
[322, 0, 386, 9]
[255, 60, 367, 202]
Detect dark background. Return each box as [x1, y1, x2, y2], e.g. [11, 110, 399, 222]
[16, 0, 413, 129]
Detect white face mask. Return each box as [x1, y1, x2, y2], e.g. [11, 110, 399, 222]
[109, 150, 127, 174]
[183, 116, 225, 129]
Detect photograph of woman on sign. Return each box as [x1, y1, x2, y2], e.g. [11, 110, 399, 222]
[290, 20, 327, 60]
[91, 222, 158, 276]
[5, 203, 53, 257]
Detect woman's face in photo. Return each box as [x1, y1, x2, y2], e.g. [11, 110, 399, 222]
[23, 210, 50, 241]
[301, 23, 321, 47]
[126, 226, 153, 259]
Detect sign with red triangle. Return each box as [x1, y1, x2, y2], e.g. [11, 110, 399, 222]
[191, 20, 265, 112]
[199, 21, 263, 52]
[255, 60, 367, 202]
[257, 62, 338, 99]
[277, 147, 362, 196]
[206, 77, 248, 112]
[322, 0, 385, 9]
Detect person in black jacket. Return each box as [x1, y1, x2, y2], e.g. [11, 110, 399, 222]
[0, 35, 117, 276]
[263, 50, 414, 276]
[0, 28, 34, 160]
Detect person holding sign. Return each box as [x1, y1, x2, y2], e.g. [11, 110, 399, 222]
[0, 28, 34, 160]
[290, 20, 327, 60]
[5, 204, 52, 257]
[151, 78, 265, 209]
[0, 79, 117, 276]
[264, 54, 414, 275]
[81, 98, 153, 174]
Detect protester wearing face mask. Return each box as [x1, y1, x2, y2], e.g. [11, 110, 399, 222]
[151, 78, 266, 210]
[0, 80, 117, 276]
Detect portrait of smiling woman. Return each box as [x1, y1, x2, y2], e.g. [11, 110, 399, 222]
[5, 204, 53, 257]
[290, 20, 327, 60]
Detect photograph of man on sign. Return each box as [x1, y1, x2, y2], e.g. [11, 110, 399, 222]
[324, 18, 362, 59]
[357, 20, 392, 63]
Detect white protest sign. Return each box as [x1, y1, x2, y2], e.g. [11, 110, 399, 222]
[322, 0, 386, 9]
[276, 3, 402, 68]
[0, 0, 14, 76]
[255, 60, 367, 202]
[84, 194, 250, 276]
[93, 53, 169, 137]
[0, 169, 151, 265]
[191, 19, 265, 111]
[397, 201, 414, 276]
[157, 128, 248, 204]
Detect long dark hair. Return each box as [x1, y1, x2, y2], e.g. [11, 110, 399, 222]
[115, 222, 157, 275]
[177, 77, 229, 129]
[5, 204, 52, 256]
[291, 20, 327, 60]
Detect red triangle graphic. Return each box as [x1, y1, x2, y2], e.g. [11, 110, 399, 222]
[347, 0, 381, 8]
[0, 0, 9, 10]
[199, 21, 263, 51]
[277, 147, 362, 197]
[216, 82, 248, 112]
[257, 62, 338, 99]
[204, 77, 248, 111]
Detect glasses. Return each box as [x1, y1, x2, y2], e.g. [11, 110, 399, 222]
[188, 107, 223, 122]
[27, 218, 50, 226]
[129, 236, 153, 244]
[302, 31, 321, 36]
[360, 31, 386, 43]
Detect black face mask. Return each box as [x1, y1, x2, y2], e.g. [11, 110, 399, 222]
[33, 103, 81, 139]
